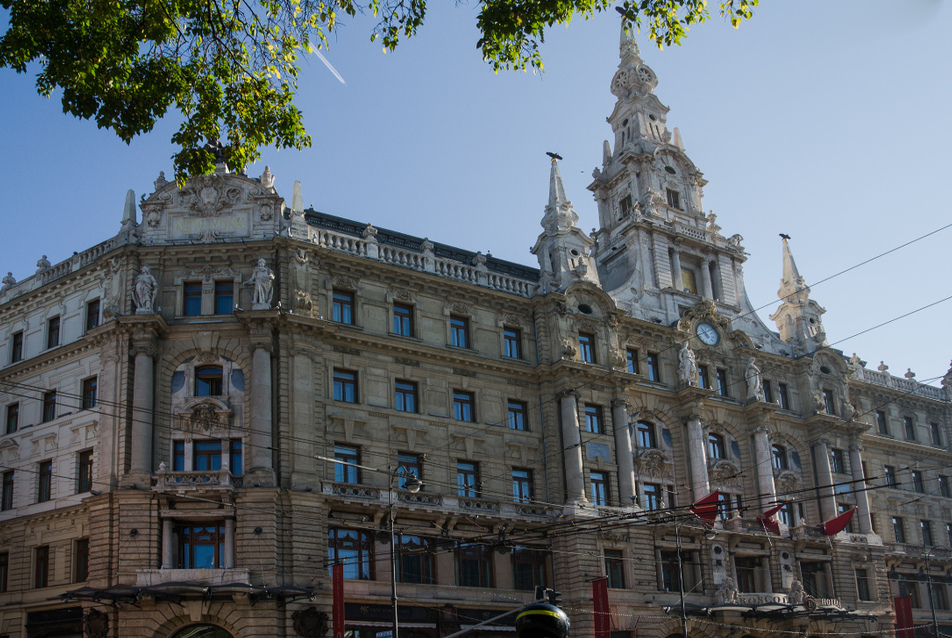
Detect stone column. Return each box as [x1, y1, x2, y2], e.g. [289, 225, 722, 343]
[249, 341, 274, 482]
[812, 439, 836, 522]
[612, 400, 636, 507]
[162, 519, 174, 569]
[700, 259, 714, 300]
[671, 249, 684, 291]
[752, 425, 776, 511]
[559, 391, 586, 503]
[224, 518, 235, 568]
[849, 443, 873, 533]
[685, 415, 710, 500]
[130, 342, 155, 475]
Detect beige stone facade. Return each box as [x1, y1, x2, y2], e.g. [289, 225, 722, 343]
[0, 22, 950, 638]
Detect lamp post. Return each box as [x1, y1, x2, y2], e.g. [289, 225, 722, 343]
[389, 465, 422, 638]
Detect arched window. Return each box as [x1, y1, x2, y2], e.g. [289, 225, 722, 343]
[637, 421, 657, 448]
[195, 366, 223, 396]
[772, 444, 788, 470]
[708, 433, 725, 460]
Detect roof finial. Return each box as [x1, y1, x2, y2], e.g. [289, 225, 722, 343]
[617, 11, 640, 59]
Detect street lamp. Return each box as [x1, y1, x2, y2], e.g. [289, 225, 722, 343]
[389, 465, 422, 638]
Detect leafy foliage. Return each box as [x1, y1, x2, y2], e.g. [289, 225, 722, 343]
[0, 0, 757, 179]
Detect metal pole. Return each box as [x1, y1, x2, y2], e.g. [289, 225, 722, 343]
[927, 552, 939, 638]
[676, 523, 688, 638]
[390, 466, 399, 638]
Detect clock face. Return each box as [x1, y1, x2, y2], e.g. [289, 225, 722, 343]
[696, 322, 719, 346]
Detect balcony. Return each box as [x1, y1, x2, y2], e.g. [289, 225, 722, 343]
[153, 469, 243, 492]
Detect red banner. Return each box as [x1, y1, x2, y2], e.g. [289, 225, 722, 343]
[333, 563, 345, 638]
[821, 508, 855, 536]
[593, 577, 610, 638]
[894, 595, 914, 638]
[691, 491, 720, 524]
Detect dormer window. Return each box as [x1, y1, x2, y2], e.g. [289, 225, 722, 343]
[195, 366, 223, 396]
[666, 188, 682, 210]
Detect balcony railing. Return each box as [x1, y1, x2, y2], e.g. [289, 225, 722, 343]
[154, 470, 243, 489]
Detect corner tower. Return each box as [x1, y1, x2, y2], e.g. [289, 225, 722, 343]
[769, 236, 828, 350]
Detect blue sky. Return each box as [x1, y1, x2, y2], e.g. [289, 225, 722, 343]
[1, 0, 949, 385]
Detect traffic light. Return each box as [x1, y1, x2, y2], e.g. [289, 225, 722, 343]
[535, 585, 547, 602]
[546, 589, 562, 607]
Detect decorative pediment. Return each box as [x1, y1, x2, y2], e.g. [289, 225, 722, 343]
[677, 300, 730, 334]
[709, 460, 742, 487]
[634, 448, 671, 478]
[180, 174, 244, 217]
[175, 398, 233, 434]
[775, 470, 802, 494]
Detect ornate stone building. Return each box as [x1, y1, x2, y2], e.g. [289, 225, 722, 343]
[0, 22, 950, 638]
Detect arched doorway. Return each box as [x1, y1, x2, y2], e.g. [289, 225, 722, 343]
[171, 625, 234, 638]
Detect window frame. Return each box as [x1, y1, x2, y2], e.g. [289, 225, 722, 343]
[904, 416, 916, 440]
[643, 482, 663, 511]
[665, 188, 682, 210]
[512, 468, 533, 503]
[328, 528, 374, 580]
[229, 439, 243, 475]
[192, 440, 222, 472]
[876, 410, 889, 435]
[194, 366, 224, 397]
[42, 390, 56, 422]
[394, 380, 418, 413]
[455, 541, 493, 588]
[1, 471, 13, 510]
[37, 460, 52, 503]
[771, 444, 788, 471]
[5, 403, 18, 435]
[46, 316, 61, 350]
[931, 422, 942, 446]
[332, 289, 356, 325]
[829, 448, 846, 474]
[34, 545, 50, 588]
[893, 516, 906, 544]
[762, 379, 774, 404]
[457, 461, 480, 498]
[73, 538, 90, 583]
[453, 390, 476, 422]
[590, 471, 609, 506]
[578, 332, 595, 363]
[822, 389, 836, 415]
[912, 470, 925, 493]
[511, 546, 547, 591]
[503, 327, 522, 359]
[507, 399, 528, 431]
[175, 522, 226, 569]
[604, 549, 626, 588]
[921, 520, 934, 546]
[625, 349, 639, 375]
[81, 376, 98, 410]
[396, 534, 435, 585]
[392, 302, 414, 337]
[646, 352, 661, 382]
[214, 280, 234, 315]
[334, 445, 360, 484]
[584, 404, 604, 434]
[637, 421, 657, 449]
[715, 368, 729, 397]
[183, 281, 203, 316]
[707, 433, 725, 460]
[333, 368, 359, 403]
[884, 465, 897, 487]
[77, 450, 94, 493]
[85, 299, 101, 332]
[450, 315, 470, 349]
[397, 452, 423, 489]
[11, 331, 23, 363]
[777, 383, 790, 410]
[0, 551, 7, 593]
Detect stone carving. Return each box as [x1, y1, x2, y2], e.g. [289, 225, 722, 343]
[295, 291, 313, 315]
[259, 204, 274, 222]
[716, 576, 739, 605]
[677, 341, 698, 387]
[154, 171, 169, 190]
[291, 607, 329, 637]
[84, 609, 109, 638]
[35, 255, 51, 274]
[706, 212, 721, 236]
[905, 368, 916, 381]
[134, 266, 157, 314]
[745, 358, 763, 401]
[709, 460, 742, 487]
[1, 272, 14, 290]
[878, 361, 889, 374]
[245, 258, 274, 309]
[259, 166, 274, 189]
[727, 234, 743, 249]
[788, 580, 805, 605]
[561, 339, 577, 359]
[182, 173, 243, 217]
[363, 223, 378, 241]
[634, 449, 669, 478]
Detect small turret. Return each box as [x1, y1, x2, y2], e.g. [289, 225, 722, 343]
[769, 237, 828, 349]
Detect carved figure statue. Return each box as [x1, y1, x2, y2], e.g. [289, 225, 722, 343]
[246, 258, 274, 309]
[716, 576, 739, 605]
[788, 579, 805, 605]
[745, 357, 763, 401]
[678, 341, 698, 387]
[134, 266, 157, 313]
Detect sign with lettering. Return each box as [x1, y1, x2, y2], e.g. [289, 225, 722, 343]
[169, 213, 251, 239]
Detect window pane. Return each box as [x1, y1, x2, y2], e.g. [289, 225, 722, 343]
[184, 282, 202, 316]
[333, 290, 355, 324]
[393, 303, 413, 336]
[215, 281, 234, 315]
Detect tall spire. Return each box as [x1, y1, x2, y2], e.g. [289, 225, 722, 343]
[541, 156, 579, 232]
[770, 237, 828, 348]
[620, 20, 640, 60]
[778, 236, 808, 299]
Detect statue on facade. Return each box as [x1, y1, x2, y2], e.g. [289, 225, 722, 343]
[246, 258, 274, 309]
[745, 357, 763, 401]
[788, 579, 805, 605]
[134, 266, 157, 314]
[716, 576, 739, 605]
[678, 341, 698, 387]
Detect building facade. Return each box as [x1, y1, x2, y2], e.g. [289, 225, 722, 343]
[0, 22, 950, 638]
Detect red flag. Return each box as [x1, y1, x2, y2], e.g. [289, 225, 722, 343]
[756, 503, 787, 536]
[690, 491, 720, 524]
[333, 563, 344, 638]
[821, 508, 855, 536]
[894, 596, 914, 638]
[593, 577, 610, 638]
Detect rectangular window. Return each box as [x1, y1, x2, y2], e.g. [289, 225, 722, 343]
[176, 523, 225, 569]
[604, 549, 626, 588]
[334, 445, 359, 484]
[11, 331, 23, 363]
[397, 453, 422, 489]
[74, 538, 89, 582]
[46, 316, 60, 349]
[450, 315, 470, 348]
[665, 188, 681, 210]
[584, 404, 604, 434]
[626, 349, 639, 374]
[936, 584, 950, 611]
[647, 352, 661, 382]
[229, 440, 243, 475]
[620, 194, 633, 215]
[85, 299, 101, 331]
[193, 440, 222, 471]
[81, 376, 98, 410]
[511, 547, 547, 591]
[512, 468, 533, 503]
[37, 460, 52, 503]
[578, 333, 595, 363]
[763, 380, 774, 404]
[904, 416, 916, 440]
[392, 302, 414, 337]
[194, 366, 223, 396]
[184, 281, 203, 316]
[590, 471, 609, 506]
[507, 400, 528, 431]
[503, 328, 522, 359]
[214, 280, 234, 315]
[173, 441, 185, 472]
[660, 550, 695, 593]
[697, 365, 710, 390]
[715, 369, 729, 396]
[637, 422, 657, 448]
[822, 389, 836, 415]
[332, 290, 355, 325]
[940, 476, 951, 498]
[921, 520, 934, 546]
[876, 410, 889, 435]
[328, 528, 374, 580]
[893, 516, 906, 543]
[1, 471, 13, 510]
[34, 546, 50, 588]
[396, 535, 434, 584]
[0, 551, 7, 592]
[5, 403, 18, 435]
[333, 369, 358, 403]
[912, 470, 925, 493]
[453, 391, 475, 422]
[457, 461, 480, 497]
[77, 450, 93, 493]
[680, 267, 698, 294]
[855, 568, 872, 601]
[643, 483, 663, 511]
[735, 556, 763, 593]
[829, 449, 846, 474]
[898, 577, 921, 608]
[931, 422, 942, 446]
[778, 382, 790, 409]
[884, 465, 897, 487]
[456, 542, 493, 588]
[42, 391, 56, 422]
[395, 380, 417, 413]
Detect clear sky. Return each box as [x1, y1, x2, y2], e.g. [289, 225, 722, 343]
[1, 0, 949, 386]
